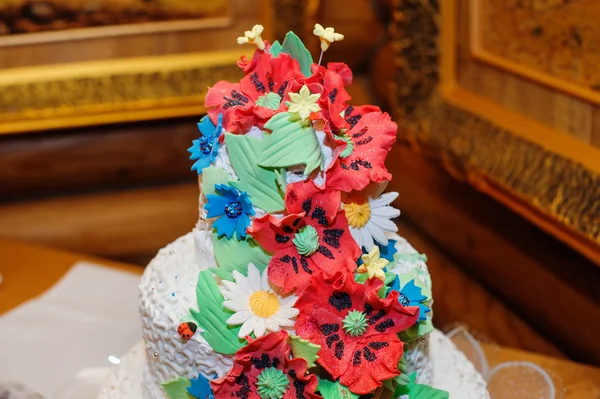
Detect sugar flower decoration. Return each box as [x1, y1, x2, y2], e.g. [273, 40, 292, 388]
[188, 114, 223, 175]
[343, 189, 400, 251]
[205, 184, 255, 240]
[313, 23, 344, 52]
[237, 24, 265, 50]
[220, 264, 299, 338]
[205, 51, 303, 134]
[187, 373, 215, 399]
[248, 180, 361, 294]
[211, 331, 320, 399]
[389, 276, 431, 322]
[357, 245, 388, 282]
[294, 275, 419, 394]
[327, 111, 397, 192]
[287, 84, 321, 122]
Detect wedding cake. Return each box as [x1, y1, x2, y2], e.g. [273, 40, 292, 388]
[99, 24, 490, 399]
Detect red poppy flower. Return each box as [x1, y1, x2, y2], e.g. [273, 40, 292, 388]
[211, 330, 320, 399]
[326, 111, 397, 192]
[248, 180, 361, 294]
[294, 275, 419, 395]
[206, 51, 304, 134]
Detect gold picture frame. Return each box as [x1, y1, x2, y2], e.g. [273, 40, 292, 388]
[391, 0, 600, 265]
[0, 0, 276, 135]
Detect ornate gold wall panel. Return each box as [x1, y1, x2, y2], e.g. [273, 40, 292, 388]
[392, 0, 600, 264]
[0, 0, 306, 135]
[0, 0, 228, 36]
[0, 52, 241, 134]
[476, 0, 600, 93]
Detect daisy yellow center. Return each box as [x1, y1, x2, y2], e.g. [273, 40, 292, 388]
[344, 201, 371, 228]
[249, 290, 280, 318]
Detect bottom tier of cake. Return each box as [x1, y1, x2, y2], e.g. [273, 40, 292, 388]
[98, 329, 490, 398]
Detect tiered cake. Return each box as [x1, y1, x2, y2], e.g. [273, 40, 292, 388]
[99, 25, 490, 399]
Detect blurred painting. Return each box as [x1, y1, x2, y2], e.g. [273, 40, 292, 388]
[0, 0, 228, 36]
[477, 0, 600, 93]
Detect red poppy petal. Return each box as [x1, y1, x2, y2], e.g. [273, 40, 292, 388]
[295, 273, 366, 321]
[211, 362, 260, 399]
[295, 306, 357, 380]
[267, 247, 318, 294]
[248, 213, 304, 253]
[284, 358, 321, 399]
[310, 212, 361, 277]
[237, 44, 271, 73]
[285, 181, 340, 224]
[206, 81, 255, 135]
[343, 104, 382, 129]
[362, 278, 420, 336]
[326, 147, 393, 192]
[237, 330, 290, 365]
[327, 62, 353, 86]
[339, 335, 404, 395]
[349, 112, 397, 154]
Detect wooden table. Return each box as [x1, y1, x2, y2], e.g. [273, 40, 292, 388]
[1, 237, 599, 398]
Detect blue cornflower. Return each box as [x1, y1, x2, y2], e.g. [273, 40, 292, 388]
[188, 114, 223, 175]
[378, 239, 397, 261]
[389, 276, 431, 322]
[187, 373, 214, 399]
[205, 184, 255, 239]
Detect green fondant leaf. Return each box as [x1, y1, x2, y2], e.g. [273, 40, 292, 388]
[256, 92, 282, 110]
[274, 168, 287, 197]
[162, 376, 192, 399]
[281, 31, 313, 77]
[270, 40, 283, 57]
[260, 113, 323, 175]
[189, 270, 244, 355]
[201, 166, 230, 196]
[393, 372, 417, 397]
[318, 379, 359, 399]
[211, 230, 271, 281]
[401, 318, 434, 342]
[406, 384, 449, 399]
[225, 133, 285, 213]
[394, 355, 411, 388]
[289, 335, 320, 368]
[393, 371, 448, 398]
[382, 378, 395, 392]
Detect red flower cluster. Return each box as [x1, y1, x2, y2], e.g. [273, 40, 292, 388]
[205, 46, 398, 194]
[205, 41, 413, 397]
[248, 180, 360, 294]
[294, 275, 419, 394]
[211, 331, 320, 399]
[206, 50, 304, 135]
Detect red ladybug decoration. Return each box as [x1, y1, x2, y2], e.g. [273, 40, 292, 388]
[177, 322, 197, 341]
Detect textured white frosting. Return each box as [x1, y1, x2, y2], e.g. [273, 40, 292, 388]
[131, 227, 440, 399]
[99, 329, 489, 398]
[139, 230, 233, 399]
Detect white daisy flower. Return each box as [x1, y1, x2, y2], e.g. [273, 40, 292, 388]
[220, 263, 299, 338]
[343, 183, 401, 250]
